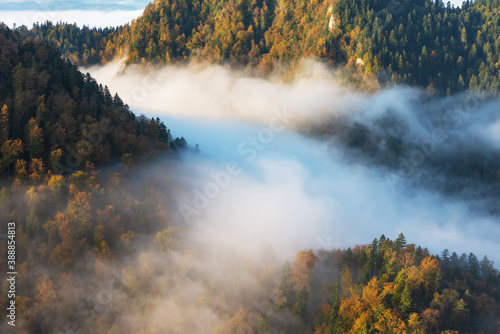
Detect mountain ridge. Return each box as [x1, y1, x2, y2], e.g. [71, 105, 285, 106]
[16, 0, 500, 95]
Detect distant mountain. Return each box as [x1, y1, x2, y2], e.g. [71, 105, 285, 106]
[0, 0, 150, 11]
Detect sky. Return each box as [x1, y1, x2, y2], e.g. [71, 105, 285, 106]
[0, 0, 151, 9]
[0, 9, 144, 28]
[449, 0, 465, 6]
[0, 0, 467, 29]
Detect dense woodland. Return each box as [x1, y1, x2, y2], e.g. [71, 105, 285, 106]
[0, 23, 188, 179]
[0, 24, 193, 333]
[17, 0, 500, 94]
[1, 0, 500, 333]
[224, 234, 500, 333]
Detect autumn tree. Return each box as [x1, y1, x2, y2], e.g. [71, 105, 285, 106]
[29, 158, 45, 182]
[153, 226, 182, 253]
[26, 118, 44, 158]
[34, 274, 57, 308]
[47, 174, 65, 211]
[277, 261, 295, 310]
[1, 139, 23, 176]
[93, 225, 112, 260]
[14, 159, 28, 180]
[0, 104, 9, 144]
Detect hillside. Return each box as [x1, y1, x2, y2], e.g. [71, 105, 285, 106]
[0, 24, 189, 332]
[0, 23, 179, 179]
[2, 1, 500, 333]
[227, 235, 500, 333]
[19, 0, 500, 95]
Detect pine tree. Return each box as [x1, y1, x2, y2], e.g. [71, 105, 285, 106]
[400, 282, 412, 315]
[294, 286, 310, 326]
[395, 233, 407, 250]
[277, 261, 295, 309]
[469, 75, 479, 90]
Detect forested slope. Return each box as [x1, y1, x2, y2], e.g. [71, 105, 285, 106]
[1, 2, 500, 333]
[20, 0, 500, 94]
[242, 235, 500, 333]
[0, 23, 177, 178]
[0, 24, 189, 332]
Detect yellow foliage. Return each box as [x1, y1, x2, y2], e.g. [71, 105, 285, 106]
[35, 274, 57, 308]
[374, 309, 406, 333]
[29, 158, 46, 182]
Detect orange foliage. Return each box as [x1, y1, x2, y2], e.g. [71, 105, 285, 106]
[291, 249, 317, 290]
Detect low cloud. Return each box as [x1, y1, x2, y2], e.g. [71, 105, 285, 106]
[85, 60, 500, 267]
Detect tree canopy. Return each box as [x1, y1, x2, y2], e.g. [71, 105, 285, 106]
[19, 0, 500, 95]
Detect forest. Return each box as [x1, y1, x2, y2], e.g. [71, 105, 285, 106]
[232, 235, 500, 333]
[0, 23, 189, 177]
[1, 0, 500, 333]
[0, 24, 191, 332]
[18, 0, 500, 95]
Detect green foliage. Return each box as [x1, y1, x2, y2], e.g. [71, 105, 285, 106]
[0, 24, 177, 178]
[253, 234, 500, 333]
[258, 235, 496, 334]
[277, 261, 295, 310]
[20, 0, 500, 94]
[294, 286, 310, 325]
[0, 19, 192, 334]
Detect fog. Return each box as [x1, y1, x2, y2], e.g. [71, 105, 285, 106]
[0, 3, 495, 333]
[86, 60, 500, 266]
[18, 58, 491, 333]
[0, 57, 497, 333]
